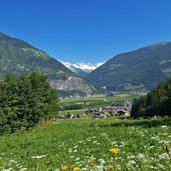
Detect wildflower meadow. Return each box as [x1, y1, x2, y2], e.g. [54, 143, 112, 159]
[0, 117, 171, 171]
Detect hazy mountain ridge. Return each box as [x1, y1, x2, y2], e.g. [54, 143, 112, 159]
[0, 32, 96, 96]
[86, 42, 171, 91]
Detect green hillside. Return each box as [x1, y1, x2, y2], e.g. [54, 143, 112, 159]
[86, 42, 171, 91]
[0, 32, 96, 96]
[0, 32, 73, 79]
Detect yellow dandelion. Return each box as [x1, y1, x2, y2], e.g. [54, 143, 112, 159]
[89, 162, 94, 167]
[61, 164, 68, 170]
[108, 164, 118, 170]
[73, 166, 81, 171]
[107, 164, 114, 171]
[109, 148, 120, 155]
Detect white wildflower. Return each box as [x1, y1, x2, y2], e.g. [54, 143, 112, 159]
[31, 155, 46, 159]
[75, 157, 80, 161]
[137, 153, 145, 160]
[159, 153, 169, 160]
[159, 140, 170, 144]
[127, 160, 136, 165]
[98, 158, 105, 165]
[96, 165, 104, 171]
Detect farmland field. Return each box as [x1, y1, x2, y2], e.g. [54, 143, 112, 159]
[0, 117, 171, 171]
[59, 94, 142, 108]
[58, 94, 142, 117]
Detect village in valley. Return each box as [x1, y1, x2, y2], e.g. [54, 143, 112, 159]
[89, 101, 132, 118]
[56, 99, 133, 119]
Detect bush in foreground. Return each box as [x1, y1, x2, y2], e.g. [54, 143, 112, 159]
[0, 71, 58, 134]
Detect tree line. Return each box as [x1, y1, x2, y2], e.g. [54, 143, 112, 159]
[0, 71, 58, 134]
[131, 77, 171, 118]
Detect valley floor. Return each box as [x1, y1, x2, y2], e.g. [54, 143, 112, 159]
[0, 117, 171, 171]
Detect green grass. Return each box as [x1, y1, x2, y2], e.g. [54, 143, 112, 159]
[60, 94, 141, 103]
[0, 117, 171, 170]
[58, 109, 86, 116]
[59, 93, 142, 110]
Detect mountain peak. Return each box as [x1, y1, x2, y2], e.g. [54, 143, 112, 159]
[60, 61, 105, 76]
[86, 42, 171, 91]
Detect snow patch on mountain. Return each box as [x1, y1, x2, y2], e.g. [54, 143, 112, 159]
[59, 60, 105, 76]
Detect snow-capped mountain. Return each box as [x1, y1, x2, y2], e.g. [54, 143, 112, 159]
[60, 61, 105, 77]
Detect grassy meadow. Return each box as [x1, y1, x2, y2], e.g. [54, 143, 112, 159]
[1, 117, 171, 171]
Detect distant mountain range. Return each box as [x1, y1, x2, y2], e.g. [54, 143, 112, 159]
[60, 61, 104, 76]
[0, 32, 96, 96]
[1, 32, 171, 94]
[86, 42, 171, 91]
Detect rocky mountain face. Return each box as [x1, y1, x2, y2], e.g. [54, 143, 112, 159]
[51, 76, 95, 95]
[86, 42, 171, 91]
[0, 32, 96, 96]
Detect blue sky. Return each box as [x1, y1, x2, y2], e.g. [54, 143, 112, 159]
[1, 0, 171, 64]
